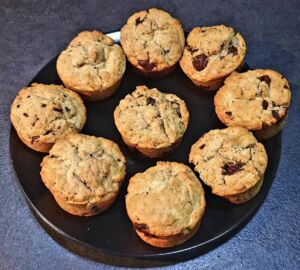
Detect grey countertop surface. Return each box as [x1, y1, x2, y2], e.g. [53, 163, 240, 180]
[0, 1, 299, 269]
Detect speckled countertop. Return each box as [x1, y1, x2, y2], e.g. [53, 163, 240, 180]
[0, 1, 299, 269]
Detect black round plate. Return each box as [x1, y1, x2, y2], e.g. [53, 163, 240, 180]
[10, 33, 281, 261]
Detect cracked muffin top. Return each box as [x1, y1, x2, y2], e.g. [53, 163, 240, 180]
[120, 8, 185, 72]
[10, 83, 86, 150]
[126, 162, 205, 237]
[41, 133, 126, 204]
[189, 127, 268, 196]
[180, 25, 246, 82]
[214, 69, 291, 130]
[114, 85, 189, 149]
[57, 31, 126, 92]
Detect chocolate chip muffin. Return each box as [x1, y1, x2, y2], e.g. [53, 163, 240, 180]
[214, 69, 291, 140]
[180, 25, 246, 90]
[114, 85, 189, 157]
[10, 83, 86, 152]
[40, 133, 126, 216]
[189, 127, 268, 204]
[120, 8, 185, 76]
[126, 161, 206, 247]
[57, 31, 126, 101]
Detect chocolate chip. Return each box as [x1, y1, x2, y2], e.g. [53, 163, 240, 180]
[262, 100, 269, 110]
[16, 104, 20, 108]
[225, 111, 232, 116]
[171, 102, 182, 118]
[246, 143, 255, 148]
[163, 48, 170, 55]
[53, 108, 63, 113]
[228, 46, 238, 56]
[138, 60, 156, 71]
[91, 206, 99, 213]
[44, 130, 52, 135]
[27, 95, 31, 98]
[146, 97, 156, 106]
[133, 223, 157, 238]
[49, 155, 58, 158]
[31, 136, 40, 143]
[222, 161, 245, 175]
[258, 75, 271, 87]
[192, 54, 209, 71]
[186, 45, 198, 53]
[262, 122, 269, 129]
[41, 103, 47, 108]
[63, 94, 67, 98]
[284, 84, 289, 89]
[133, 223, 148, 231]
[199, 144, 206, 149]
[23, 113, 28, 117]
[135, 17, 144, 25]
[65, 107, 70, 112]
[272, 110, 280, 120]
[117, 159, 121, 162]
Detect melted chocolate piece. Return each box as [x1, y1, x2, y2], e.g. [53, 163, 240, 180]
[272, 110, 280, 120]
[225, 111, 232, 116]
[53, 107, 63, 113]
[192, 54, 209, 71]
[228, 45, 238, 56]
[246, 143, 255, 148]
[91, 206, 99, 213]
[135, 17, 145, 25]
[171, 101, 182, 118]
[31, 136, 40, 143]
[44, 130, 52, 135]
[133, 223, 157, 238]
[41, 103, 47, 108]
[146, 97, 156, 106]
[186, 45, 198, 53]
[199, 144, 206, 149]
[222, 161, 245, 175]
[16, 104, 20, 108]
[258, 75, 271, 87]
[163, 48, 170, 55]
[138, 60, 156, 71]
[262, 100, 269, 110]
[262, 122, 270, 129]
[23, 113, 28, 117]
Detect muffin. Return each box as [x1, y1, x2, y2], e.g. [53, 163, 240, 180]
[180, 25, 246, 90]
[57, 31, 126, 101]
[189, 127, 268, 204]
[126, 161, 206, 248]
[214, 69, 291, 140]
[10, 83, 86, 152]
[40, 133, 126, 216]
[120, 8, 185, 76]
[114, 85, 189, 157]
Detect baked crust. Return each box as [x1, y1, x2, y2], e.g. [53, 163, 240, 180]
[40, 133, 126, 216]
[121, 8, 185, 76]
[189, 127, 268, 203]
[126, 162, 206, 247]
[214, 69, 291, 139]
[10, 83, 86, 152]
[180, 25, 246, 90]
[57, 31, 126, 100]
[114, 85, 189, 157]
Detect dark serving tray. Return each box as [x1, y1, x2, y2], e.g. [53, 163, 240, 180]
[9, 31, 281, 262]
